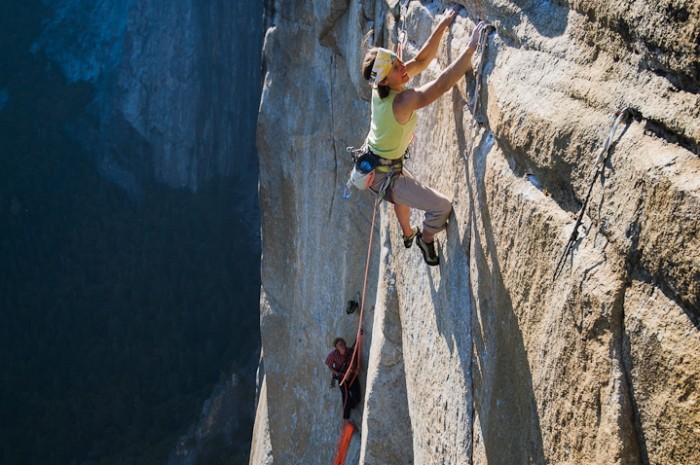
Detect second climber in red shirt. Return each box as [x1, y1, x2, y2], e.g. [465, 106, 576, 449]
[325, 337, 362, 427]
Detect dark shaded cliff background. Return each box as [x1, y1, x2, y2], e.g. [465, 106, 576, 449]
[0, 1, 263, 464]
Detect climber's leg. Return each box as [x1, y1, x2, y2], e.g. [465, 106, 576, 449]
[340, 383, 352, 420]
[390, 170, 452, 244]
[394, 203, 414, 237]
[348, 376, 362, 410]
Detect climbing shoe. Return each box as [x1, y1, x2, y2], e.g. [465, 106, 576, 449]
[416, 233, 439, 266]
[402, 227, 419, 249]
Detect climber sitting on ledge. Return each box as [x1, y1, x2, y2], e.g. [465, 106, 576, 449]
[362, 9, 486, 266]
[325, 337, 362, 427]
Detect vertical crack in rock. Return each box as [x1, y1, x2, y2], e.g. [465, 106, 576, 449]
[329, 53, 338, 221]
[360, 217, 414, 464]
[619, 283, 650, 465]
[468, 221, 477, 465]
[619, 278, 700, 464]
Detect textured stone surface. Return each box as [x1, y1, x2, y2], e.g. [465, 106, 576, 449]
[360, 220, 413, 465]
[251, 0, 700, 464]
[623, 281, 700, 465]
[249, 378, 274, 465]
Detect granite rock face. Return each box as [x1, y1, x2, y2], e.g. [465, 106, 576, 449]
[251, 1, 699, 464]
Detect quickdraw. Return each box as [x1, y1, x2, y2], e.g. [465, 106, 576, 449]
[467, 22, 495, 114]
[397, 0, 410, 60]
[464, 22, 495, 162]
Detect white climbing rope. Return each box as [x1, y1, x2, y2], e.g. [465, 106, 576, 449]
[592, 109, 629, 175]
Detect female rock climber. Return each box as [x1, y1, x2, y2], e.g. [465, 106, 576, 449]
[362, 10, 486, 265]
[325, 337, 362, 427]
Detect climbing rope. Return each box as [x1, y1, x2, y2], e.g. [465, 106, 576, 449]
[342, 5, 490, 395]
[552, 108, 630, 281]
[339, 193, 379, 389]
[464, 22, 495, 162]
[338, 0, 409, 390]
[339, 169, 395, 390]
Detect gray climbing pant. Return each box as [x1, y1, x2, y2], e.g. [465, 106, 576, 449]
[370, 168, 452, 236]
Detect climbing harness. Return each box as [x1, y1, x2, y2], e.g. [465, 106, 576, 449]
[552, 108, 630, 281]
[464, 22, 495, 162]
[344, 147, 402, 197]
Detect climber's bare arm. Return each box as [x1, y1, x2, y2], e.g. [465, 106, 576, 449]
[397, 22, 485, 117]
[405, 10, 457, 78]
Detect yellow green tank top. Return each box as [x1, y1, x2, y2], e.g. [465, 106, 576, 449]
[366, 89, 418, 160]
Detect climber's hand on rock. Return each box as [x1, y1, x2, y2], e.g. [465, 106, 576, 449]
[468, 21, 486, 52]
[439, 9, 457, 30]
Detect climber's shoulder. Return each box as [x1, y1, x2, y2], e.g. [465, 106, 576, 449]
[393, 85, 436, 113]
